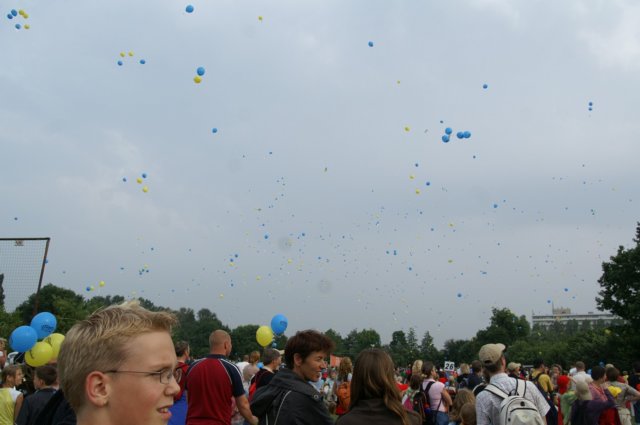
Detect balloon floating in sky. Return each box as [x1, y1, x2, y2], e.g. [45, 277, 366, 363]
[456, 131, 464, 139]
[368, 41, 374, 47]
[196, 67, 205, 76]
[31, 312, 57, 339]
[483, 83, 488, 89]
[258, 16, 263, 22]
[442, 135, 450, 143]
[25, 341, 53, 367]
[185, 4, 194, 13]
[212, 128, 218, 134]
[194, 75, 202, 84]
[270, 314, 288, 335]
[142, 173, 147, 178]
[117, 60, 123, 66]
[445, 127, 452, 135]
[457, 293, 462, 298]
[139, 59, 146, 65]
[256, 325, 274, 347]
[10, 326, 37, 352]
[142, 186, 149, 193]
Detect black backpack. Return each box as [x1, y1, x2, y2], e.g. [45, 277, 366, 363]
[412, 381, 440, 425]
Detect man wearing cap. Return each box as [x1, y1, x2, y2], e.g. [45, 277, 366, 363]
[475, 343, 550, 425]
[507, 362, 522, 379]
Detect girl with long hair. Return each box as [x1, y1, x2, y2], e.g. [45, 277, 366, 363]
[336, 349, 421, 425]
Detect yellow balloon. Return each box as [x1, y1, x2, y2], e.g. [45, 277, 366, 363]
[256, 325, 273, 347]
[25, 341, 53, 367]
[128, 51, 134, 56]
[194, 76, 202, 84]
[43, 333, 65, 358]
[24, 24, 30, 29]
[120, 52, 125, 58]
[142, 186, 149, 193]
[136, 177, 143, 184]
[99, 281, 105, 287]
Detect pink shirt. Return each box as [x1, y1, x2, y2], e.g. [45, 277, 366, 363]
[422, 379, 447, 412]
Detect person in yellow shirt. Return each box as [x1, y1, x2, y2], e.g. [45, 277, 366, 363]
[531, 359, 557, 425]
[0, 364, 24, 424]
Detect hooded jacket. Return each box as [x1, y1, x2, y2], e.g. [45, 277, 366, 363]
[250, 368, 333, 425]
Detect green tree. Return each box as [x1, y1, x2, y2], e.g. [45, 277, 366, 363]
[476, 308, 530, 347]
[230, 324, 261, 360]
[388, 330, 408, 366]
[325, 329, 346, 356]
[597, 223, 640, 328]
[419, 331, 442, 364]
[344, 329, 381, 356]
[15, 283, 88, 334]
[407, 328, 420, 362]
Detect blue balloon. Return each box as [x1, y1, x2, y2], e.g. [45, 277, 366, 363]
[463, 131, 471, 139]
[31, 312, 57, 339]
[7, 14, 13, 19]
[456, 132, 464, 139]
[445, 127, 452, 135]
[185, 4, 194, 13]
[11, 9, 17, 16]
[196, 67, 205, 76]
[212, 127, 218, 134]
[483, 83, 488, 89]
[270, 314, 288, 335]
[9, 325, 37, 352]
[117, 60, 123, 66]
[15, 23, 21, 29]
[257, 362, 264, 369]
[368, 41, 374, 47]
[441, 135, 450, 143]
[139, 59, 146, 65]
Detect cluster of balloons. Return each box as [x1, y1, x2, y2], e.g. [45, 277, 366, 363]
[6, 9, 29, 30]
[441, 127, 472, 143]
[116, 51, 146, 67]
[9, 312, 65, 367]
[255, 314, 288, 347]
[194, 67, 206, 84]
[122, 172, 149, 193]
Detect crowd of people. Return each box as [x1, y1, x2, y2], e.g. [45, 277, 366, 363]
[0, 303, 639, 425]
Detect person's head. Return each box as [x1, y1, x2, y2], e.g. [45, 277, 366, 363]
[174, 341, 190, 360]
[1, 364, 23, 387]
[507, 362, 521, 374]
[460, 363, 470, 375]
[591, 365, 605, 382]
[262, 348, 282, 369]
[57, 301, 180, 425]
[421, 361, 436, 379]
[450, 389, 476, 421]
[606, 367, 620, 383]
[412, 360, 423, 377]
[338, 356, 353, 380]
[532, 358, 545, 370]
[249, 350, 260, 364]
[551, 364, 562, 375]
[284, 330, 334, 382]
[0, 337, 6, 351]
[350, 349, 409, 425]
[471, 360, 483, 374]
[34, 365, 57, 389]
[478, 343, 506, 375]
[576, 381, 592, 401]
[460, 402, 477, 425]
[209, 330, 232, 356]
[409, 374, 422, 390]
[575, 361, 585, 371]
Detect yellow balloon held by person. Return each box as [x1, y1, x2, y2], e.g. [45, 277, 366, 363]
[25, 341, 54, 367]
[43, 333, 65, 358]
[256, 325, 273, 347]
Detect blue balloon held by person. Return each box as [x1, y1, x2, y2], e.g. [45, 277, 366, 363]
[270, 314, 288, 335]
[30, 312, 57, 339]
[10, 325, 38, 352]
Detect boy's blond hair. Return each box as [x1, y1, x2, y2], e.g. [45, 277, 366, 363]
[57, 301, 177, 412]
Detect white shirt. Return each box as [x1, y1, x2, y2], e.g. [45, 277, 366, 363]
[570, 371, 590, 390]
[476, 373, 550, 425]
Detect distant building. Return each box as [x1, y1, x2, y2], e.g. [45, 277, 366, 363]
[531, 306, 620, 329]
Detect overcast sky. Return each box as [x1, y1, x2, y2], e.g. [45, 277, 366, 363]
[1, 0, 639, 347]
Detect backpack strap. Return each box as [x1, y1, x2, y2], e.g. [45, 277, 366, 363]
[484, 384, 509, 400]
[513, 378, 526, 397]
